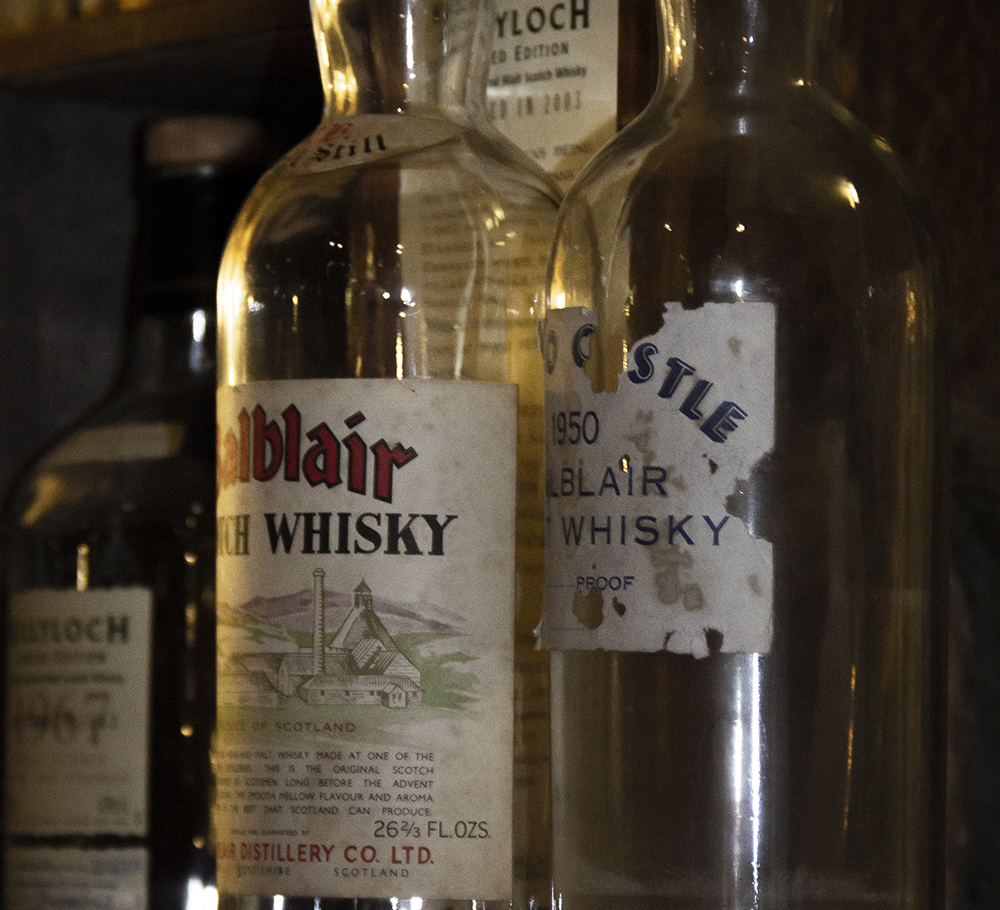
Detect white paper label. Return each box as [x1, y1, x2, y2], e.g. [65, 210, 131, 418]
[4, 845, 147, 910]
[42, 422, 184, 467]
[487, 0, 619, 188]
[215, 378, 518, 898]
[542, 304, 776, 656]
[4, 588, 152, 836]
[279, 115, 462, 176]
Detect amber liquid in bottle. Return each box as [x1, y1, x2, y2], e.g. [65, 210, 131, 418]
[544, 0, 947, 907]
[214, 2, 558, 908]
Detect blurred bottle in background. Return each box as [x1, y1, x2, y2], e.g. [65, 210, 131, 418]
[2, 114, 268, 910]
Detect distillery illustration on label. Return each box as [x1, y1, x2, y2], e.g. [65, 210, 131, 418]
[542, 304, 776, 657]
[219, 573, 474, 711]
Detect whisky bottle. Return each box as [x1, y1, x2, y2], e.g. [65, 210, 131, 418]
[487, 0, 659, 190]
[543, 0, 947, 907]
[2, 115, 267, 909]
[213, 1, 559, 908]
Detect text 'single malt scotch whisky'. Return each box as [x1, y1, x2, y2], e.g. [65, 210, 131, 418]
[543, 0, 948, 907]
[213, 2, 558, 908]
[487, 0, 659, 189]
[2, 115, 267, 910]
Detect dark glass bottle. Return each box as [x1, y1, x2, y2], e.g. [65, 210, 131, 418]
[543, 0, 947, 907]
[2, 115, 267, 910]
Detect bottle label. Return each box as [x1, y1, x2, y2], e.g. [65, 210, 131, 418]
[214, 378, 518, 899]
[542, 305, 776, 656]
[487, 0, 619, 189]
[4, 845, 147, 910]
[4, 588, 152, 836]
[41, 422, 184, 467]
[280, 115, 463, 175]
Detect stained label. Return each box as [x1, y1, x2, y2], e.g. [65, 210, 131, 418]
[215, 378, 517, 898]
[542, 304, 775, 656]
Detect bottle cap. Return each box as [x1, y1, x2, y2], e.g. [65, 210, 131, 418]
[144, 115, 269, 168]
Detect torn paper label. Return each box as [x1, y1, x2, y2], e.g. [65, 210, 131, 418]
[542, 304, 775, 656]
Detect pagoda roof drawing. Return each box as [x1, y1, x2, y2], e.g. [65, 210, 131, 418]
[330, 593, 396, 653]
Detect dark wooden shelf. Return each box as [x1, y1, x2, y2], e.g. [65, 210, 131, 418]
[0, 0, 311, 81]
[0, 0, 322, 138]
[0, 3, 325, 516]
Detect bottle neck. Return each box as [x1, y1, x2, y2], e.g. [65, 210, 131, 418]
[311, 0, 491, 119]
[117, 166, 251, 393]
[118, 307, 215, 393]
[660, 0, 837, 101]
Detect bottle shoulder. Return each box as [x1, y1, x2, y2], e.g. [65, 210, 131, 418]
[3, 388, 215, 542]
[218, 116, 560, 383]
[237, 116, 560, 237]
[551, 88, 945, 313]
[564, 88, 938, 245]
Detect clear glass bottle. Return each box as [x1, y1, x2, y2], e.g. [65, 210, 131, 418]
[2, 115, 267, 910]
[213, 2, 559, 909]
[543, 0, 947, 907]
[486, 0, 659, 190]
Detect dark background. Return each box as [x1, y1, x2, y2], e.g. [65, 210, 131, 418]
[0, 2, 997, 907]
[837, 2, 1000, 907]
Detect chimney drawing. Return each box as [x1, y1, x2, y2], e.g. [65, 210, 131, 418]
[312, 567, 326, 675]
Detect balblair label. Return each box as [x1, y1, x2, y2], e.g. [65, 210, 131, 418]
[215, 378, 518, 899]
[218, 406, 418, 499]
[542, 305, 776, 657]
[216, 402, 457, 559]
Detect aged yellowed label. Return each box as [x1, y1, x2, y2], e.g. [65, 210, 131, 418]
[215, 378, 517, 898]
[542, 304, 776, 656]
